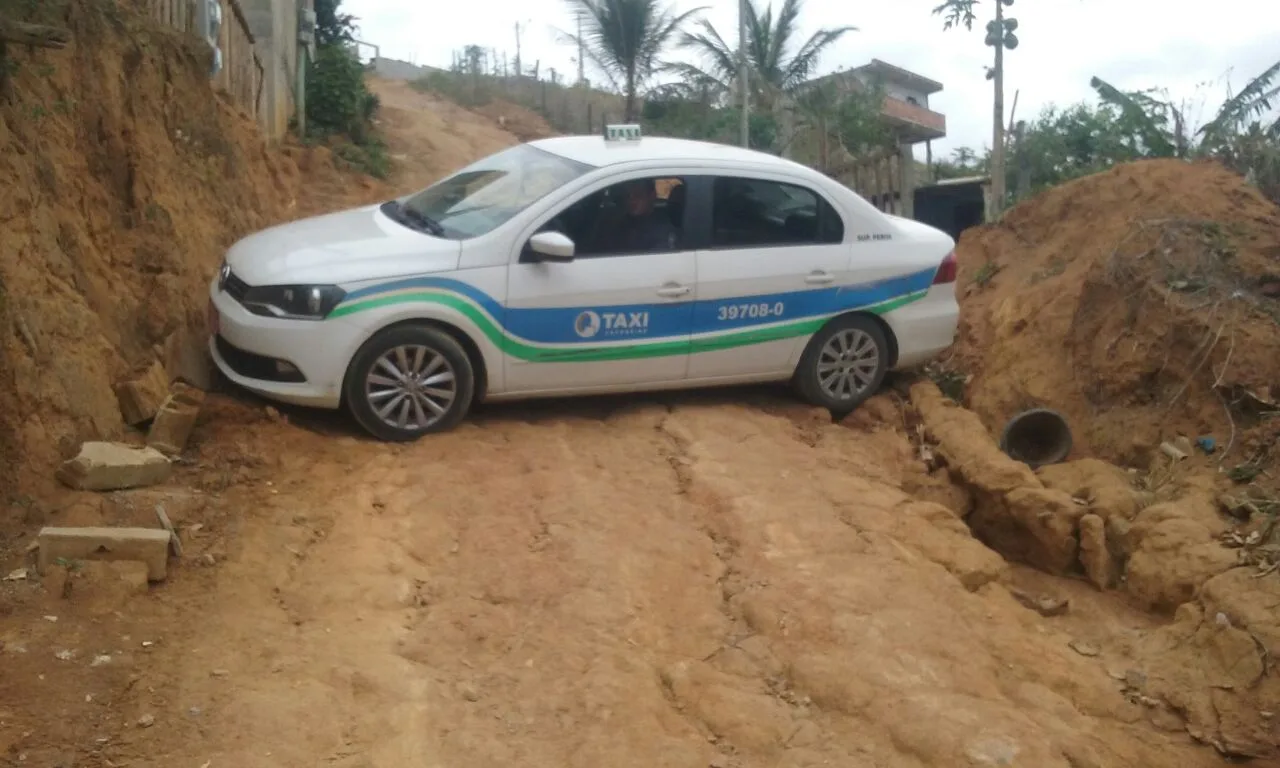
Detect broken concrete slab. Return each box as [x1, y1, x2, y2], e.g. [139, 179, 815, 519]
[162, 328, 214, 391]
[57, 442, 172, 491]
[154, 504, 183, 557]
[146, 383, 205, 457]
[114, 361, 170, 425]
[36, 526, 172, 581]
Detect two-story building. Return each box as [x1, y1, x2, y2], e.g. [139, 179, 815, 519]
[790, 58, 948, 218]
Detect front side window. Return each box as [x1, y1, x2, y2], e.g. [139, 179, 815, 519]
[534, 176, 688, 258]
[391, 144, 593, 240]
[711, 177, 845, 249]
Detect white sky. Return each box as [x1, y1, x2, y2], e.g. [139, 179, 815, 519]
[346, 0, 1280, 158]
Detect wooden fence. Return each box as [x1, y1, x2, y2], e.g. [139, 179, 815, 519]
[832, 147, 910, 216]
[139, 0, 267, 135]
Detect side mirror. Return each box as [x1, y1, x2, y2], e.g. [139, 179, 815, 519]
[528, 231, 575, 262]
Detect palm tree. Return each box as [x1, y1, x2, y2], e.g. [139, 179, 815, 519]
[673, 0, 854, 111]
[561, 0, 706, 121]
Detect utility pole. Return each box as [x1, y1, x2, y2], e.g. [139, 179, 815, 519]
[982, 0, 1018, 217]
[576, 11, 585, 85]
[514, 21, 522, 78]
[990, 0, 1005, 216]
[738, 0, 749, 147]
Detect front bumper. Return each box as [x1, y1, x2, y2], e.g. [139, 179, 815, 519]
[208, 279, 362, 409]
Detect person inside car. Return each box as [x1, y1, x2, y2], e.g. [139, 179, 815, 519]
[611, 179, 678, 253]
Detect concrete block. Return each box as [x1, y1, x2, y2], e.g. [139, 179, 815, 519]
[146, 383, 206, 457]
[37, 527, 173, 581]
[162, 329, 214, 390]
[114, 361, 170, 425]
[57, 442, 172, 491]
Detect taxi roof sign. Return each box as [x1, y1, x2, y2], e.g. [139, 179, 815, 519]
[603, 123, 642, 142]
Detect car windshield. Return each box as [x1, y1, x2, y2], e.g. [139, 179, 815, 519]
[395, 144, 592, 240]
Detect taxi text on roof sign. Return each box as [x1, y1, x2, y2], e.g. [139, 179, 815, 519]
[603, 124, 642, 142]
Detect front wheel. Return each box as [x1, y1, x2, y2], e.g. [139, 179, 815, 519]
[793, 315, 890, 412]
[344, 325, 475, 441]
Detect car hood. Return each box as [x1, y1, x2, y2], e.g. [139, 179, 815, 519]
[224, 203, 462, 286]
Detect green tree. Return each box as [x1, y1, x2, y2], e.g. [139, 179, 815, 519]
[304, 0, 385, 176]
[933, 0, 1020, 215]
[560, 0, 705, 121]
[642, 88, 778, 150]
[674, 0, 854, 112]
[313, 0, 357, 46]
[787, 78, 892, 169]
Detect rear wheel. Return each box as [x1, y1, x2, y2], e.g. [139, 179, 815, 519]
[793, 315, 889, 412]
[345, 325, 474, 441]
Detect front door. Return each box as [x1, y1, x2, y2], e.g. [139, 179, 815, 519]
[503, 175, 696, 394]
[688, 174, 855, 379]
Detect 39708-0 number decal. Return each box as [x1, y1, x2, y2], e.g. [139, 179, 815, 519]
[716, 301, 786, 321]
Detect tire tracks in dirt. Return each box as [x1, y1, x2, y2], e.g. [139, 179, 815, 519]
[148, 400, 1226, 768]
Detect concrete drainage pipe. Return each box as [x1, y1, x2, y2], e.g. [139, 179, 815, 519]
[999, 408, 1073, 469]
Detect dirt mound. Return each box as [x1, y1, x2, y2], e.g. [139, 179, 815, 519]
[952, 159, 1280, 482]
[367, 77, 541, 187]
[0, 0, 362, 509]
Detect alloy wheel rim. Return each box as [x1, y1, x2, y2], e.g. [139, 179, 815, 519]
[365, 344, 457, 430]
[817, 329, 879, 400]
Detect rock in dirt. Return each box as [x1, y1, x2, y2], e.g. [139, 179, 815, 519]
[1135, 591, 1279, 759]
[57, 442, 171, 491]
[1036, 459, 1141, 522]
[36, 526, 172, 581]
[1009, 587, 1070, 617]
[1123, 498, 1237, 611]
[1077, 513, 1115, 589]
[113, 361, 170, 425]
[146, 383, 205, 457]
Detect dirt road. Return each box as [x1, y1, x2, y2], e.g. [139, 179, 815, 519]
[0, 391, 1216, 767]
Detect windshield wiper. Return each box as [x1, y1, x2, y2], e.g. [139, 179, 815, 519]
[398, 203, 446, 236]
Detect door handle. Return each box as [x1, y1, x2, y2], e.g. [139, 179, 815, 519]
[805, 270, 835, 285]
[656, 284, 691, 298]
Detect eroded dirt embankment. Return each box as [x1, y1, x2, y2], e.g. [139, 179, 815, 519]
[911, 379, 1280, 758]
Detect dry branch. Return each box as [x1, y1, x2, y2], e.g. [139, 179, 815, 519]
[0, 18, 70, 49]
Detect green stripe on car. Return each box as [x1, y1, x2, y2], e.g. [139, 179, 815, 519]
[329, 289, 926, 363]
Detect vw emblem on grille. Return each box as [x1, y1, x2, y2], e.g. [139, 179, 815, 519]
[218, 262, 231, 289]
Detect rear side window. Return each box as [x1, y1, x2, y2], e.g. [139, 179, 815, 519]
[711, 177, 845, 249]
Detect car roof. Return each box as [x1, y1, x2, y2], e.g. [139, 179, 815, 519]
[528, 135, 803, 172]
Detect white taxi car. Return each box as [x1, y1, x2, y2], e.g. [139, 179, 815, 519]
[208, 127, 959, 441]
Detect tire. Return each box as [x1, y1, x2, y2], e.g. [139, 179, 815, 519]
[344, 325, 475, 441]
[793, 314, 890, 413]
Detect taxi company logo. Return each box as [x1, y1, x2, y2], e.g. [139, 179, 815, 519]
[574, 310, 650, 339]
[574, 310, 602, 338]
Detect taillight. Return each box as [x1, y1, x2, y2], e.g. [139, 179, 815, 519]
[932, 250, 957, 285]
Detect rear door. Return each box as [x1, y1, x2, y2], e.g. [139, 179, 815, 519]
[687, 174, 852, 380]
[502, 173, 697, 393]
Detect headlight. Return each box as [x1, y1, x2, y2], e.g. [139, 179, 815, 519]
[240, 284, 346, 320]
